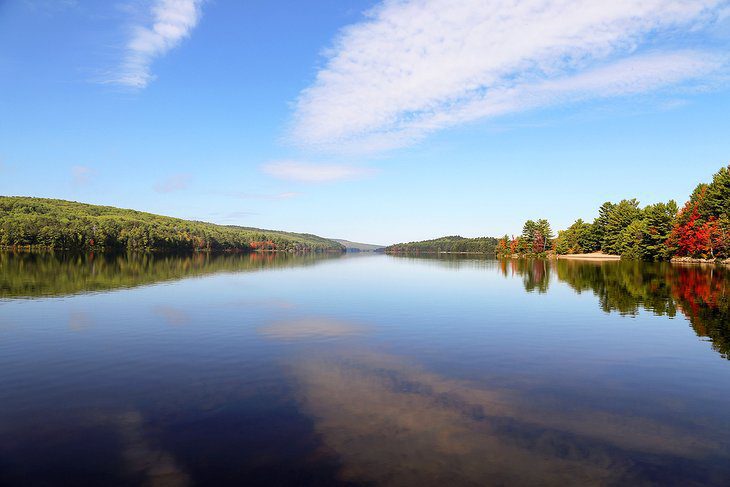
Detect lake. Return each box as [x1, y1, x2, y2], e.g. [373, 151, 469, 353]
[1, 252, 729, 486]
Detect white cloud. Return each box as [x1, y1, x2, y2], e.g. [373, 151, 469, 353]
[154, 173, 191, 193]
[112, 0, 203, 88]
[261, 160, 376, 182]
[291, 0, 729, 152]
[416, 50, 725, 129]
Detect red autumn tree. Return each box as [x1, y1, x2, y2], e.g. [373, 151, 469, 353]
[510, 236, 520, 254]
[669, 186, 710, 257]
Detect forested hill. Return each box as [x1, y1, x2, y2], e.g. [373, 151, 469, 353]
[0, 197, 345, 252]
[386, 235, 498, 254]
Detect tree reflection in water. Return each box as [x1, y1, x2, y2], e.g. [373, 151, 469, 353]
[2, 252, 729, 485]
[500, 259, 730, 359]
[0, 251, 342, 299]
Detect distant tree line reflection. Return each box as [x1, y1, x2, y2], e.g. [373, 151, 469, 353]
[0, 251, 341, 299]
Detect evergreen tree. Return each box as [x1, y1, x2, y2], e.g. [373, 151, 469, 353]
[699, 165, 730, 220]
[639, 201, 678, 260]
[519, 220, 537, 253]
[535, 219, 554, 252]
[555, 219, 592, 254]
[602, 199, 642, 254]
[583, 202, 614, 252]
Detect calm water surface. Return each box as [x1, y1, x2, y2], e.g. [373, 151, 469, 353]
[1, 252, 729, 486]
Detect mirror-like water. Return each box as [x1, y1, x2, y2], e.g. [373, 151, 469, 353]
[1, 252, 729, 486]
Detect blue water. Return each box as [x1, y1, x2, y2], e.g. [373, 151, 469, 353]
[1, 252, 729, 485]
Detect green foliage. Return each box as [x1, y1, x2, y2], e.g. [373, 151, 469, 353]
[699, 166, 730, 220]
[637, 200, 678, 260]
[617, 219, 647, 260]
[582, 202, 615, 253]
[494, 220, 554, 257]
[536, 219, 554, 243]
[602, 199, 642, 254]
[555, 219, 593, 254]
[391, 165, 726, 262]
[519, 220, 537, 252]
[555, 200, 677, 260]
[0, 197, 344, 253]
[514, 218, 553, 255]
[386, 235, 498, 254]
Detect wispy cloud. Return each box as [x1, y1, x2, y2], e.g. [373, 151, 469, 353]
[261, 160, 376, 183]
[71, 165, 95, 185]
[154, 173, 191, 193]
[258, 317, 367, 340]
[291, 0, 729, 153]
[111, 0, 203, 88]
[719, 5, 730, 21]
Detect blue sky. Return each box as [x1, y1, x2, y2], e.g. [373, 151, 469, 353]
[1, 0, 729, 244]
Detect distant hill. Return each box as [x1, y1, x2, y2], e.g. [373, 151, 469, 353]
[0, 196, 344, 253]
[386, 235, 498, 254]
[332, 239, 386, 252]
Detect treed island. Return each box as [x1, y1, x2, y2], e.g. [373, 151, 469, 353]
[387, 165, 730, 263]
[0, 197, 343, 252]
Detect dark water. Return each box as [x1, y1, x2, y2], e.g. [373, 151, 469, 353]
[1, 252, 730, 486]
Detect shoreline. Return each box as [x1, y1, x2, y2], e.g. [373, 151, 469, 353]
[670, 256, 730, 265]
[0, 246, 344, 254]
[557, 253, 621, 261]
[385, 251, 494, 255]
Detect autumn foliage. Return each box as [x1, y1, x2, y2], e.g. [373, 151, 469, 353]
[669, 170, 730, 260]
[542, 165, 730, 261]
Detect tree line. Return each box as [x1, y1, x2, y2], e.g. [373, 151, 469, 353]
[0, 197, 345, 253]
[496, 165, 730, 261]
[386, 235, 498, 254]
[496, 219, 555, 257]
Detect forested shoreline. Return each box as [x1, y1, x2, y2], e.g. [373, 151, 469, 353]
[390, 165, 730, 263]
[385, 235, 498, 254]
[0, 197, 344, 253]
[3, 165, 728, 260]
[499, 165, 730, 262]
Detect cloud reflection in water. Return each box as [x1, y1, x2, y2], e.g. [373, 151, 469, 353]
[261, 316, 730, 485]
